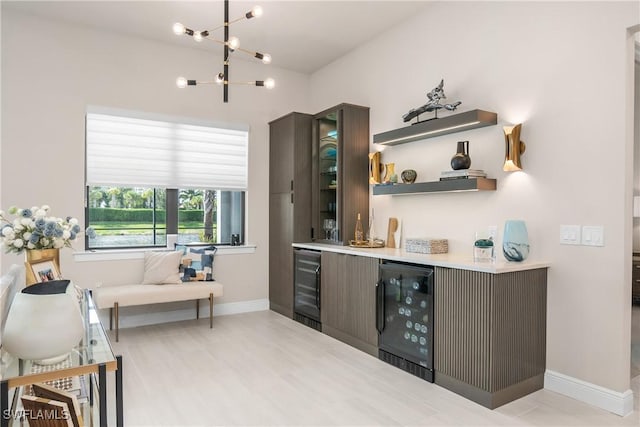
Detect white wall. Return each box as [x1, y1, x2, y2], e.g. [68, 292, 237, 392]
[309, 1, 639, 394]
[0, 10, 311, 308]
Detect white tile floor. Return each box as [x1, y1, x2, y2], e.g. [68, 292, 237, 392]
[109, 310, 640, 426]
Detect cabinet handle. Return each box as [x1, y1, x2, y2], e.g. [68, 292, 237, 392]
[291, 192, 294, 204]
[376, 280, 385, 333]
[315, 265, 321, 310]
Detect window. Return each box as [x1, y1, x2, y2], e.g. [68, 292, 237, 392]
[87, 186, 167, 248]
[85, 108, 247, 249]
[175, 188, 245, 245]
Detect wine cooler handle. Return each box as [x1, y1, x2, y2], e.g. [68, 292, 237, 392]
[315, 265, 321, 310]
[376, 279, 385, 333]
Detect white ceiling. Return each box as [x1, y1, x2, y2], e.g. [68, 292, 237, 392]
[2, 1, 429, 74]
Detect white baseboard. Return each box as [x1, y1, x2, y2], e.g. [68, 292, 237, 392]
[544, 370, 634, 416]
[211, 298, 269, 316]
[99, 298, 269, 330]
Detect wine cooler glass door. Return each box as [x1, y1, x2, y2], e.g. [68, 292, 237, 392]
[294, 250, 321, 321]
[377, 262, 434, 369]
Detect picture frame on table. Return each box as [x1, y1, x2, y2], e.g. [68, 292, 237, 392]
[29, 259, 61, 284]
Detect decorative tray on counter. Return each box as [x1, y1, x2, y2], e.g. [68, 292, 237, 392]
[348, 239, 386, 248]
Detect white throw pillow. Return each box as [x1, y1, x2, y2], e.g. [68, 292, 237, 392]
[141, 251, 183, 285]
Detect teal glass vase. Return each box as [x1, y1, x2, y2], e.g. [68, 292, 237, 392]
[503, 220, 529, 262]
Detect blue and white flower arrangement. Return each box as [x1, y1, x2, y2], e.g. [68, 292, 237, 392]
[0, 205, 96, 254]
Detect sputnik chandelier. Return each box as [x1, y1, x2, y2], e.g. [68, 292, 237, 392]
[174, 0, 274, 103]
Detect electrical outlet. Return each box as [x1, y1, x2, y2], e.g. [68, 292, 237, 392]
[95, 281, 103, 288]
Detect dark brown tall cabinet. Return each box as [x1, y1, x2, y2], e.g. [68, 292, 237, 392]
[312, 104, 370, 244]
[269, 113, 312, 317]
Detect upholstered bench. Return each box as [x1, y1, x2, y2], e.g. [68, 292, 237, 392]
[92, 250, 224, 342]
[93, 282, 223, 342]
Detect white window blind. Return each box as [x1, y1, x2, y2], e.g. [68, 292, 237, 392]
[86, 109, 248, 190]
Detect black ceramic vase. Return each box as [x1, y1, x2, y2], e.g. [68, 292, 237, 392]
[450, 140, 471, 170]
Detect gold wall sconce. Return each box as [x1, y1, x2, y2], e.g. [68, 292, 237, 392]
[369, 152, 382, 184]
[503, 123, 526, 171]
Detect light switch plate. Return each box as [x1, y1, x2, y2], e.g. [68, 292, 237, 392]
[560, 225, 581, 245]
[581, 225, 604, 246]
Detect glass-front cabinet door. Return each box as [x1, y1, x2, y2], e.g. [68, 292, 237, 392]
[317, 113, 339, 242]
[312, 104, 370, 245]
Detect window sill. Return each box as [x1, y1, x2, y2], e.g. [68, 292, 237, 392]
[73, 245, 257, 262]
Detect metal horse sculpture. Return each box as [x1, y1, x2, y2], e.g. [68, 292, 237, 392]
[402, 79, 462, 123]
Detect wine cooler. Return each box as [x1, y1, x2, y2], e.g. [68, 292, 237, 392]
[293, 249, 322, 331]
[376, 261, 434, 382]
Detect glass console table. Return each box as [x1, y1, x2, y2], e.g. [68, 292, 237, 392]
[0, 289, 123, 427]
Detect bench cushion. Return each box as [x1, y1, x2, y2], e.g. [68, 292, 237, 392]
[93, 282, 224, 309]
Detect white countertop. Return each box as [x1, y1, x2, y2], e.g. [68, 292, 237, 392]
[293, 242, 550, 274]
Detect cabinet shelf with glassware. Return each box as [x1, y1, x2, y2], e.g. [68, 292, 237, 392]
[312, 103, 370, 245]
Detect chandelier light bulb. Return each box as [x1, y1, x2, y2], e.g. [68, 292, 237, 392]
[173, 22, 186, 35]
[176, 77, 188, 88]
[264, 78, 275, 89]
[250, 6, 263, 18]
[193, 31, 203, 42]
[228, 37, 240, 50]
[261, 53, 272, 64]
[215, 73, 225, 84]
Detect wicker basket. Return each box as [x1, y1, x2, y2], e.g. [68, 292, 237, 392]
[405, 238, 449, 254]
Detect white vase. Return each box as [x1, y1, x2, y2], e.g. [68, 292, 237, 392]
[3, 280, 84, 364]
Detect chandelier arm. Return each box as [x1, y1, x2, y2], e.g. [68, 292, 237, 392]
[200, 13, 249, 34]
[203, 37, 225, 46]
[203, 24, 225, 33]
[235, 47, 261, 58]
[227, 15, 248, 26]
[227, 81, 263, 86]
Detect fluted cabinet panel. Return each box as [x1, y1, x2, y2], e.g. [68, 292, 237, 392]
[435, 268, 493, 390]
[434, 266, 547, 409]
[491, 269, 547, 391]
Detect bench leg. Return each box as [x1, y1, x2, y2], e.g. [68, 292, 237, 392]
[114, 302, 119, 342]
[109, 308, 113, 331]
[209, 293, 213, 329]
[196, 300, 200, 320]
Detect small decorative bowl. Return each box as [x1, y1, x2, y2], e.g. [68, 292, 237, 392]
[401, 169, 417, 184]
